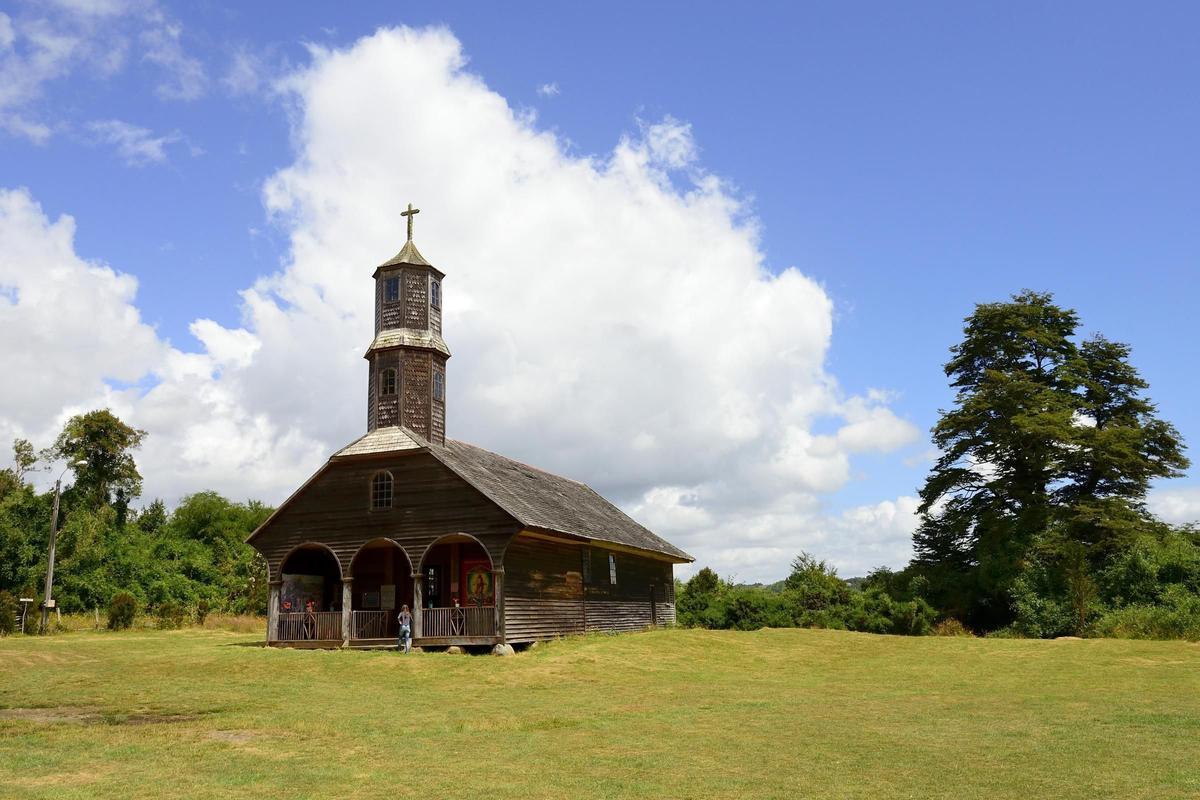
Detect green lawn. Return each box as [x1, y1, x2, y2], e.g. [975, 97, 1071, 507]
[1, 627, 1198, 799]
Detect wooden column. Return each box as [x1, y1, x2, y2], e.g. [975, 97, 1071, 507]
[267, 580, 281, 643]
[493, 567, 505, 644]
[341, 579, 353, 646]
[412, 571, 423, 639]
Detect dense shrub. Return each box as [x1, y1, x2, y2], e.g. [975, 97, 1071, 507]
[195, 599, 211, 625]
[155, 600, 187, 630]
[107, 592, 138, 630]
[1010, 564, 1077, 639]
[932, 618, 973, 637]
[722, 587, 793, 630]
[884, 596, 937, 636]
[0, 590, 17, 635]
[784, 554, 851, 614]
[1093, 585, 1200, 641]
[678, 555, 936, 636]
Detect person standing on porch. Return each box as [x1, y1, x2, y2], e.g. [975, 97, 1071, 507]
[397, 604, 413, 654]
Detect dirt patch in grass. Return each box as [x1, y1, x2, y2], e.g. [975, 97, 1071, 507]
[0, 707, 200, 726]
[207, 729, 262, 743]
[10, 765, 116, 789]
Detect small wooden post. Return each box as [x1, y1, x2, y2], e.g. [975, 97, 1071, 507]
[493, 567, 505, 644]
[267, 580, 281, 643]
[341, 578, 353, 646]
[412, 571, 424, 639]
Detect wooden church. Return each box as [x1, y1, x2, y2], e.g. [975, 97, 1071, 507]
[247, 205, 692, 649]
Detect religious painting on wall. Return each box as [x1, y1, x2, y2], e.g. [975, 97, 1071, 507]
[462, 561, 493, 606]
[281, 574, 324, 613]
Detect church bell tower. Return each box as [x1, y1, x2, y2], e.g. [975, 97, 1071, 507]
[365, 203, 449, 445]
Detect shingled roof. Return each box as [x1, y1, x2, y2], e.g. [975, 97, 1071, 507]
[378, 239, 431, 268]
[328, 425, 692, 562]
[437, 439, 692, 562]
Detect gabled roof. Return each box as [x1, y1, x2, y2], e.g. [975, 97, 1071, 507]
[253, 425, 693, 563]
[334, 427, 425, 457]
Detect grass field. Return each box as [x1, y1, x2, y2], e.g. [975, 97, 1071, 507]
[1, 628, 1198, 799]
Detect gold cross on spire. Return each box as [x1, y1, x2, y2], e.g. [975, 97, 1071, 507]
[400, 203, 420, 241]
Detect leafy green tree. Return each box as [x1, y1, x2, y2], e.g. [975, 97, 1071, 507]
[783, 553, 851, 618]
[0, 590, 16, 635]
[677, 567, 726, 628]
[11, 439, 37, 482]
[135, 500, 168, 535]
[0, 440, 37, 501]
[914, 291, 1189, 629]
[51, 410, 147, 509]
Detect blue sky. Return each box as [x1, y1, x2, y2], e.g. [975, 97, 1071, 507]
[1, 1, 1197, 578]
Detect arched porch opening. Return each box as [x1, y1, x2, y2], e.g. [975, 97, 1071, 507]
[276, 543, 343, 642]
[417, 534, 498, 642]
[348, 539, 414, 641]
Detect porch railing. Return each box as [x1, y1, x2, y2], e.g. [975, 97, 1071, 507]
[352, 610, 391, 639]
[421, 606, 496, 638]
[277, 611, 341, 641]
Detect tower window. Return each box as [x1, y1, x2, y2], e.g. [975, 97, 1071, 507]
[431, 280, 441, 309]
[384, 277, 400, 302]
[433, 370, 444, 402]
[370, 471, 393, 510]
[380, 368, 397, 397]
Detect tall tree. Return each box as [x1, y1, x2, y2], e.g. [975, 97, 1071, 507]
[51, 410, 148, 509]
[913, 291, 1188, 627]
[0, 439, 37, 500]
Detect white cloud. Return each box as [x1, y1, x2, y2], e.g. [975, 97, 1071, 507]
[0, 16, 80, 141]
[87, 118, 180, 165]
[0, 187, 165, 439]
[45, 0, 140, 17]
[0, 187, 327, 502]
[0, 3, 202, 140]
[536, 81, 559, 97]
[1149, 487, 1200, 526]
[642, 115, 697, 169]
[140, 21, 205, 100]
[637, 491, 921, 580]
[0, 13, 15, 50]
[0, 26, 922, 582]
[223, 47, 264, 96]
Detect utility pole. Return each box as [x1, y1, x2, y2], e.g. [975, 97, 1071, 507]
[40, 460, 84, 635]
[40, 478, 63, 634]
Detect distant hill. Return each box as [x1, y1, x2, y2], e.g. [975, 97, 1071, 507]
[733, 577, 868, 593]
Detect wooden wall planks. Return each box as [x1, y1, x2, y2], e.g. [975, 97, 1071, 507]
[254, 452, 518, 580]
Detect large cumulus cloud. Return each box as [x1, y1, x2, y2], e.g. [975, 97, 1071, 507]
[1, 26, 925, 580]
